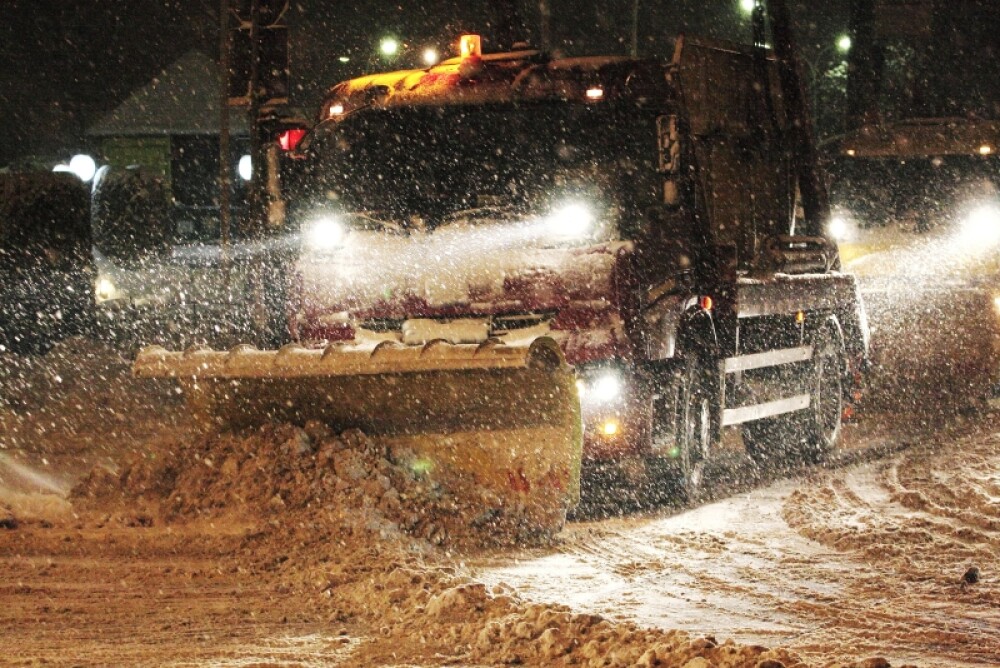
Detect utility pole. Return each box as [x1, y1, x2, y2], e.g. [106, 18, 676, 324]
[219, 0, 232, 263]
[538, 0, 552, 51]
[224, 0, 290, 345]
[630, 0, 639, 57]
[248, 0, 264, 239]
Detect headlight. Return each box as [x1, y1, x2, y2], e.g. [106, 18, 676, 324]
[959, 204, 1000, 246]
[827, 213, 854, 242]
[577, 369, 623, 404]
[545, 201, 596, 240]
[94, 276, 120, 303]
[304, 215, 347, 252]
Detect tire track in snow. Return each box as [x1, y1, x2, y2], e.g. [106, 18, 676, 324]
[474, 416, 1000, 666]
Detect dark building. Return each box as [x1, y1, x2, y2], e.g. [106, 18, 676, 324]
[86, 51, 249, 240]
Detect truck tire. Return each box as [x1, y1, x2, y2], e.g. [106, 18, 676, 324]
[0, 173, 94, 352]
[676, 354, 716, 499]
[743, 322, 845, 466]
[648, 355, 716, 502]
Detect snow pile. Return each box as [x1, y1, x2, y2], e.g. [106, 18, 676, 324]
[309, 560, 890, 667]
[407, 591, 810, 667]
[63, 419, 915, 667]
[784, 433, 1000, 586]
[72, 421, 543, 547]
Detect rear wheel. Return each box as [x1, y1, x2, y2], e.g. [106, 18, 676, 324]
[743, 323, 845, 466]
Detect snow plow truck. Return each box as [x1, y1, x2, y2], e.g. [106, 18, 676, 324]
[135, 8, 869, 534]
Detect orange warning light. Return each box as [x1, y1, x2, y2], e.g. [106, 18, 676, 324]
[459, 34, 482, 59]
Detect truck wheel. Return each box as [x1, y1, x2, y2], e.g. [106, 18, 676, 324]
[743, 323, 845, 466]
[652, 355, 715, 501]
[804, 323, 846, 460]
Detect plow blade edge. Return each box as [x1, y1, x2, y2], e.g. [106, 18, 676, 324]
[134, 337, 582, 534]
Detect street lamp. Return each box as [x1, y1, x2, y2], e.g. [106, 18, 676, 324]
[53, 154, 97, 182]
[422, 48, 439, 66]
[379, 37, 400, 58]
[238, 154, 252, 181]
[739, 0, 757, 14]
[803, 34, 852, 79]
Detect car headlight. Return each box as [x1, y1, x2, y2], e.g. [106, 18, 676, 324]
[576, 369, 624, 404]
[544, 201, 596, 240]
[304, 215, 347, 252]
[827, 212, 855, 242]
[959, 204, 1000, 246]
[94, 276, 120, 303]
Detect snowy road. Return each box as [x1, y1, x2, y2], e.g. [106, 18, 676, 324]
[4, 339, 1000, 666]
[475, 415, 1000, 666]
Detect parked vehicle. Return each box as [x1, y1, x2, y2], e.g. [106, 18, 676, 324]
[0, 172, 94, 352]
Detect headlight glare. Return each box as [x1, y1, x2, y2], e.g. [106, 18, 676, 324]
[95, 276, 119, 303]
[600, 419, 620, 436]
[828, 214, 851, 242]
[592, 373, 622, 402]
[960, 204, 1000, 246]
[305, 215, 346, 252]
[545, 201, 595, 239]
[578, 369, 623, 404]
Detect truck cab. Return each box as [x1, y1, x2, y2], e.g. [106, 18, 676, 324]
[280, 35, 869, 493]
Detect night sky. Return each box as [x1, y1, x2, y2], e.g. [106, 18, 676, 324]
[0, 0, 851, 167]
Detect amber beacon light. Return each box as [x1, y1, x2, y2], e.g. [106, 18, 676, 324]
[459, 34, 482, 58]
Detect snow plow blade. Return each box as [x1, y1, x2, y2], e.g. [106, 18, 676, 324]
[134, 337, 582, 535]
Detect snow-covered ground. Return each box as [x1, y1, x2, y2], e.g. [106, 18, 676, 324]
[3, 339, 997, 666]
[474, 414, 1000, 666]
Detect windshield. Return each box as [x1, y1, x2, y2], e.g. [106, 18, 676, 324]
[291, 102, 659, 228]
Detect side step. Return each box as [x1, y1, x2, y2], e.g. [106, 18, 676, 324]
[720, 345, 813, 427]
[722, 394, 810, 426]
